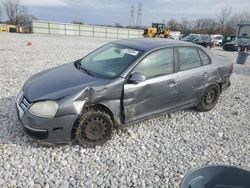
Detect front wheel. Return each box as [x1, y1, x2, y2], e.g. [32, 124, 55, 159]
[75, 110, 113, 147]
[196, 84, 220, 112]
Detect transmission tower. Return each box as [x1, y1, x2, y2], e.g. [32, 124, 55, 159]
[129, 5, 134, 26]
[136, 3, 142, 27]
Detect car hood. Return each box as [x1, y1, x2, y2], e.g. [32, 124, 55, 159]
[23, 62, 104, 102]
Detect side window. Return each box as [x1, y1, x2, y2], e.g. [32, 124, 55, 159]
[178, 47, 202, 71]
[198, 50, 211, 65]
[134, 48, 174, 79]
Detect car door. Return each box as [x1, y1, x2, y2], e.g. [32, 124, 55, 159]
[176, 47, 211, 106]
[123, 48, 179, 123]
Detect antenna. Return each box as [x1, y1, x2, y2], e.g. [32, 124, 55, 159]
[136, 3, 142, 27]
[129, 5, 134, 26]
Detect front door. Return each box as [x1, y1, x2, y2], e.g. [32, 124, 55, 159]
[123, 48, 179, 123]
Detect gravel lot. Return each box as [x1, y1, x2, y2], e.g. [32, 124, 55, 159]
[0, 33, 249, 188]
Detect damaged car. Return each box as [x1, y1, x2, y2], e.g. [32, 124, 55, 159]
[16, 38, 233, 146]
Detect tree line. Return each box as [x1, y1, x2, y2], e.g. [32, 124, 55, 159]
[0, 0, 250, 36]
[165, 8, 250, 36]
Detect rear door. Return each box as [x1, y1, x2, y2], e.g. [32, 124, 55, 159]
[176, 47, 211, 106]
[123, 48, 179, 123]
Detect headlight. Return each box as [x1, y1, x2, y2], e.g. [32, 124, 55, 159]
[29, 101, 58, 118]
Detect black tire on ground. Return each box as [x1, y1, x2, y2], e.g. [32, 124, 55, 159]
[75, 109, 113, 147]
[196, 83, 220, 112]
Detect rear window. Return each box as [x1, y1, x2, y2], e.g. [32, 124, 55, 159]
[178, 47, 202, 71]
[198, 50, 211, 65]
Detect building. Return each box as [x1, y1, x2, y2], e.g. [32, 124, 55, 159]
[237, 23, 250, 37]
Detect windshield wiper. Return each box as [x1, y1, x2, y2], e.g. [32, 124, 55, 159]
[74, 59, 92, 76]
[79, 66, 93, 76]
[74, 59, 81, 68]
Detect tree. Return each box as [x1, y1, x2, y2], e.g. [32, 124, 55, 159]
[234, 11, 250, 24]
[72, 21, 84, 25]
[167, 19, 179, 31]
[2, 0, 21, 24]
[0, 4, 2, 22]
[114, 22, 123, 28]
[217, 7, 232, 34]
[16, 6, 37, 24]
[179, 18, 190, 35]
[1, 0, 36, 25]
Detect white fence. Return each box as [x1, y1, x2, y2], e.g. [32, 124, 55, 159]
[23, 20, 144, 39]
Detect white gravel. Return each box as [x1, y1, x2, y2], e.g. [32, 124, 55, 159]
[0, 33, 249, 188]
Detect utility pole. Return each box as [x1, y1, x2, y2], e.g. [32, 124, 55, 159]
[129, 5, 134, 27]
[136, 3, 142, 27]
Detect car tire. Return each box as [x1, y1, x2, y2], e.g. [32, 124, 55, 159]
[75, 109, 113, 147]
[196, 84, 220, 112]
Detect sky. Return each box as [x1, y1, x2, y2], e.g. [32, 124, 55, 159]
[8, 0, 250, 26]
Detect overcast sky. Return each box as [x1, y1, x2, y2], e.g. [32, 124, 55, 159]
[18, 0, 250, 26]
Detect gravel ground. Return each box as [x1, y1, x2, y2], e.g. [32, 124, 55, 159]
[0, 33, 249, 188]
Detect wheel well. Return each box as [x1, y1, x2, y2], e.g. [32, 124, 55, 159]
[71, 104, 114, 141]
[217, 82, 222, 93]
[92, 104, 114, 122]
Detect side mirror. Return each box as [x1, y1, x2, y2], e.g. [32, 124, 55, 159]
[128, 72, 146, 84]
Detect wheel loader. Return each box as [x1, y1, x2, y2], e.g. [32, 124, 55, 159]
[143, 23, 172, 38]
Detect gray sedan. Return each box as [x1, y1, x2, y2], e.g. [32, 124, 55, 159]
[16, 38, 233, 146]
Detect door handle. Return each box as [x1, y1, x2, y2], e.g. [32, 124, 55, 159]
[203, 72, 208, 78]
[168, 81, 177, 87]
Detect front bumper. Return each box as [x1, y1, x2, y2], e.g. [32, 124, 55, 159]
[16, 91, 79, 144]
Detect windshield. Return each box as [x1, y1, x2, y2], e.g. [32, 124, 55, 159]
[79, 43, 143, 79]
[183, 35, 199, 41]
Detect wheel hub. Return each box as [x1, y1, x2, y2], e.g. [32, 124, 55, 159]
[204, 89, 215, 104]
[83, 117, 107, 141]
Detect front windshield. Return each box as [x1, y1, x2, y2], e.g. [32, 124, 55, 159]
[183, 34, 198, 41]
[79, 43, 143, 79]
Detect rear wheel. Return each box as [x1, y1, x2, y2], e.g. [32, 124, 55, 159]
[75, 109, 113, 147]
[196, 84, 220, 112]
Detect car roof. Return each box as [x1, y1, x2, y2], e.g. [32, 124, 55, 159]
[112, 38, 198, 52]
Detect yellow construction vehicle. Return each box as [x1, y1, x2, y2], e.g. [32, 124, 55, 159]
[143, 23, 172, 38]
[6, 25, 17, 32]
